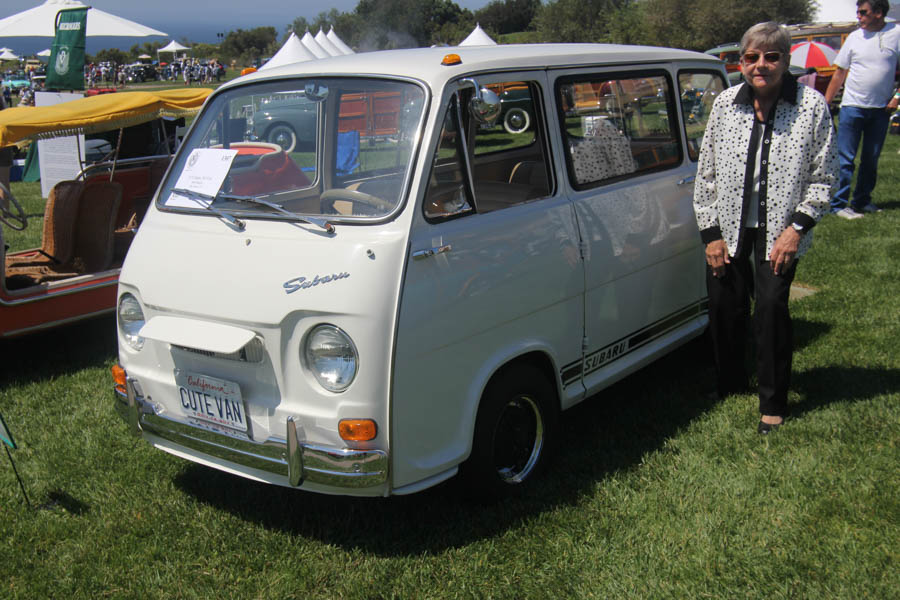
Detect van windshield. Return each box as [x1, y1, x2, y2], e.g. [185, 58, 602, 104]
[159, 77, 426, 221]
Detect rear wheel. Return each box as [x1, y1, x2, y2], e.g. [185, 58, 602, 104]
[267, 124, 297, 153]
[463, 364, 557, 498]
[503, 107, 531, 135]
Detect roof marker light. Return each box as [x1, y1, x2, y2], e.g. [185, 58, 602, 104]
[442, 53, 462, 66]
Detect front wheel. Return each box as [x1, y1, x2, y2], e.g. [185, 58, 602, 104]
[463, 364, 557, 498]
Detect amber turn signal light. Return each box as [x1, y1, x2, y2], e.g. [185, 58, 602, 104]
[111, 364, 127, 394]
[441, 53, 462, 66]
[339, 419, 377, 441]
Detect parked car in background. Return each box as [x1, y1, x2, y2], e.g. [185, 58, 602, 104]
[704, 43, 741, 73]
[249, 93, 318, 152]
[126, 63, 158, 83]
[1, 77, 31, 94]
[490, 82, 535, 134]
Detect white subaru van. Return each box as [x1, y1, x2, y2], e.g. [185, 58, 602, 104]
[112, 44, 728, 497]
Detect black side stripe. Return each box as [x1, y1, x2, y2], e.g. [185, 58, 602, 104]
[560, 299, 708, 387]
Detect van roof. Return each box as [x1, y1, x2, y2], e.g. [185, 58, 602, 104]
[220, 43, 719, 93]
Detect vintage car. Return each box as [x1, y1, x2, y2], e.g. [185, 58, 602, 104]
[0, 88, 211, 338]
[111, 44, 727, 498]
[704, 43, 742, 73]
[1, 77, 31, 93]
[249, 93, 318, 152]
[126, 64, 159, 83]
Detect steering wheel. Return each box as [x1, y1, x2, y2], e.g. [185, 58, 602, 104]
[0, 180, 27, 231]
[320, 188, 394, 214]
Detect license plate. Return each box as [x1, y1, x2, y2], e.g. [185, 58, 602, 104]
[175, 370, 247, 433]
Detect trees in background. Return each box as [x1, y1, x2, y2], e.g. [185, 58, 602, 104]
[639, 0, 814, 50]
[87, 0, 820, 68]
[282, 0, 814, 52]
[220, 27, 279, 65]
[89, 48, 129, 65]
[534, 0, 814, 48]
[474, 0, 540, 35]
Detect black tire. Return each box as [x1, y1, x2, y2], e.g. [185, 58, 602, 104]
[502, 107, 531, 135]
[462, 364, 557, 498]
[267, 124, 297, 153]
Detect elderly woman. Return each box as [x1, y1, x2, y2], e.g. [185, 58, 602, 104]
[693, 22, 837, 433]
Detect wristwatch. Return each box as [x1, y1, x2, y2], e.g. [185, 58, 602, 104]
[792, 222, 805, 235]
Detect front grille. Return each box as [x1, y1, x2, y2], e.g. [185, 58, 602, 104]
[173, 336, 266, 363]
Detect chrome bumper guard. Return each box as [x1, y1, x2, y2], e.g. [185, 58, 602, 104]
[114, 378, 387, 489]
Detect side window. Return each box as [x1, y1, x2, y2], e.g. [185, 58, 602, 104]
[557, 73, 681, 188]
[424, 96, 473, 220]
[335, 89, 422, 179]
[474, 82, 535, 154]
[425, 79, 552, 220]
[677, 71, 727, 161]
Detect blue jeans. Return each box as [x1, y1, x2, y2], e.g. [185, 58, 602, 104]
[832, 106, 890, 211]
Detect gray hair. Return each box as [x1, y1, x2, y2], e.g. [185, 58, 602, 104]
[740, 22, 792, 57]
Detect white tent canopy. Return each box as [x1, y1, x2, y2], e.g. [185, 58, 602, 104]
[37, 48, 51, 57]
[326, 27, 354, 55]
[157, 40, 190, 61]
[300, 31, 329, 59]
[0, 0, 167, 37]
[458, 23, 497, 47]
[0, 50, 20, 61]
[158, 40, 189, 53]
[314, 29, 342, 57]
[259, 32, 316, 70]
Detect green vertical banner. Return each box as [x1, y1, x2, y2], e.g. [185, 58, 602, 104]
[46, 7, 88, 91]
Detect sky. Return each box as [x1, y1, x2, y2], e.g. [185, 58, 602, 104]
[0, 0, 494, 54]
[0, 0, 877, 56]
[1, 0, 493, 45]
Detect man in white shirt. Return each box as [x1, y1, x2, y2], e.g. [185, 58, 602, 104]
[825, 0, 900, 219]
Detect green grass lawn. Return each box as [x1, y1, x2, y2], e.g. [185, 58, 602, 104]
[1, 136, 898, 598]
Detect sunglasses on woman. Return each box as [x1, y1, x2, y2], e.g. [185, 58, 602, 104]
[742, 51, 782, 65]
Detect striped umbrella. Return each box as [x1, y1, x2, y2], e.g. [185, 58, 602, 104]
[790, 41, 838, 69]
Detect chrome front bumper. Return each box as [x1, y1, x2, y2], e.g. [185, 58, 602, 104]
[114, 378, 388, 489]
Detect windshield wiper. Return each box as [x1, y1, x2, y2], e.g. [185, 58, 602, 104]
[170, 188, 246, 230]
[216, 193, 335, 234]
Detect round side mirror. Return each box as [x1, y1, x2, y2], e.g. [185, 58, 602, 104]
[469, 87, 501, 125]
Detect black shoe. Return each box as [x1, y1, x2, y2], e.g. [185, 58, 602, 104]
[757, 419, 783, 434]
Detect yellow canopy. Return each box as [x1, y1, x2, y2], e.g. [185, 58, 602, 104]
[0, 88, 211, 148]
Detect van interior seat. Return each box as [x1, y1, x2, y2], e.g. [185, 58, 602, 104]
[508, 161, 550, 198]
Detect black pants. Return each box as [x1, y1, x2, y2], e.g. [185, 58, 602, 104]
[707, 228, 795, 417]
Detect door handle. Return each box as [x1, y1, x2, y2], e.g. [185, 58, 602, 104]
[412, 244, 452, 259]
[678, 175, 696, 185]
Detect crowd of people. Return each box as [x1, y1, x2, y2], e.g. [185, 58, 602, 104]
[82, 58, 225, 89]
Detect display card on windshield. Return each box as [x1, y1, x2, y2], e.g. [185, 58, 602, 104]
[166, 148, 238, 207]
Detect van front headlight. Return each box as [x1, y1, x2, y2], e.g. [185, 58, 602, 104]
[304, 324, 358, 393]
[118, 293, 145, 351]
